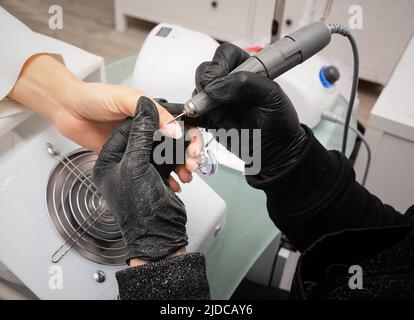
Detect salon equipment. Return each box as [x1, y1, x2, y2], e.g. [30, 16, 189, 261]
[0, 114, 226, 301]
[132, 23, 347, 129]
[133, 22, 359, 152]
[0, 40, 226, 299]
[182, 22, 359, 154]
[184, 22, 332, 118]
[132, 24, 219, 103]
[322, 112, 371, 186]
[198, 145, 218, 176]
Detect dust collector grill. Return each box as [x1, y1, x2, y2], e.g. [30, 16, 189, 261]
[46, 149, 127, 265]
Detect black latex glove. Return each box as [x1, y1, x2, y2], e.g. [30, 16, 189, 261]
[92, 97, 188, 262]
[162, 43, 308, 179]
[152, 98, 191, 185]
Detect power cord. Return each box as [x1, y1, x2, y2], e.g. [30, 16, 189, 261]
[322, 111, 371, 186]
[327, 24, 360, 154]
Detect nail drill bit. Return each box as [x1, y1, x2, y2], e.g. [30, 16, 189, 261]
[166, 112, 185, 124]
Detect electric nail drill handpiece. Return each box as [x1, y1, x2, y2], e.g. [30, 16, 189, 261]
[183, 22, 332, 118]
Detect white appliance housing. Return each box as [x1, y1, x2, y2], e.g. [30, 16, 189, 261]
[277, 55, 340, 128]
[133, 23, 340, 128]
[132, 23, 219, 103]
[0, 33, 226, 300]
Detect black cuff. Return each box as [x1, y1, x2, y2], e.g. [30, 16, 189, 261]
[247, 126, 351, 216]
[116, 253, 210, 300]
[126, 236, 188, 263]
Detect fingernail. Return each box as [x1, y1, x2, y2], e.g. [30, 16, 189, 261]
[159, 122, 183, 139]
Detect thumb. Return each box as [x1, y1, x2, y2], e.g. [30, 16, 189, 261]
[196, 43, 251, 91]
[123, 97, 159, 167]
[93, 118, 132, 185]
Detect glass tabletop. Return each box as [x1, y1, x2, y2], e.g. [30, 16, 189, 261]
[105, 55, 357, 299]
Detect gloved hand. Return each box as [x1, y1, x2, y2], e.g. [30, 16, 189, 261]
[92, 97, 188, 262]
[165, 43, 309, 179]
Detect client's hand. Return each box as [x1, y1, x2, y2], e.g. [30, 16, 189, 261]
[55, 81, 182, 151]
[92, 97, 188, 265]
[8, 54, 201, 191]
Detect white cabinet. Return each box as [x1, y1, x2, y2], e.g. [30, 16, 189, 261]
[355, 36, 414, 213]
[281, 0, 414, 85]
[114, 0, 276, 42]
[115, 0, 414, 85]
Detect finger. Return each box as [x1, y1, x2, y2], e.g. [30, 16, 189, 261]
[186, 127, 203, 158]
[123, 97, 159, 166]
[153, 99, 183, 139]
[212, 43, 251, 70]
[97, 118, 132, 163]
[168, 175, 182, 193]
[92, 119, 132, 186]
[91, 121, 122, 153]
[186, 127, 203, 172]
[195, 61, 214, 92]
[175, 165, 193, 183]
[63, 118, 121, 153]
[185, 156, 200, 173]
[155, 99, 185, 117]
[196, 43, 251, 90]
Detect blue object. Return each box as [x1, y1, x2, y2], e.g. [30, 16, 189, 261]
[319, 66, 332, 88]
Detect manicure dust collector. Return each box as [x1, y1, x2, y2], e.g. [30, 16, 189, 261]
[0, 34, 226, 299]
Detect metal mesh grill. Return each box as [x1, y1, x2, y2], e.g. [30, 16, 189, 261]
[46, 149, 127, 265]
